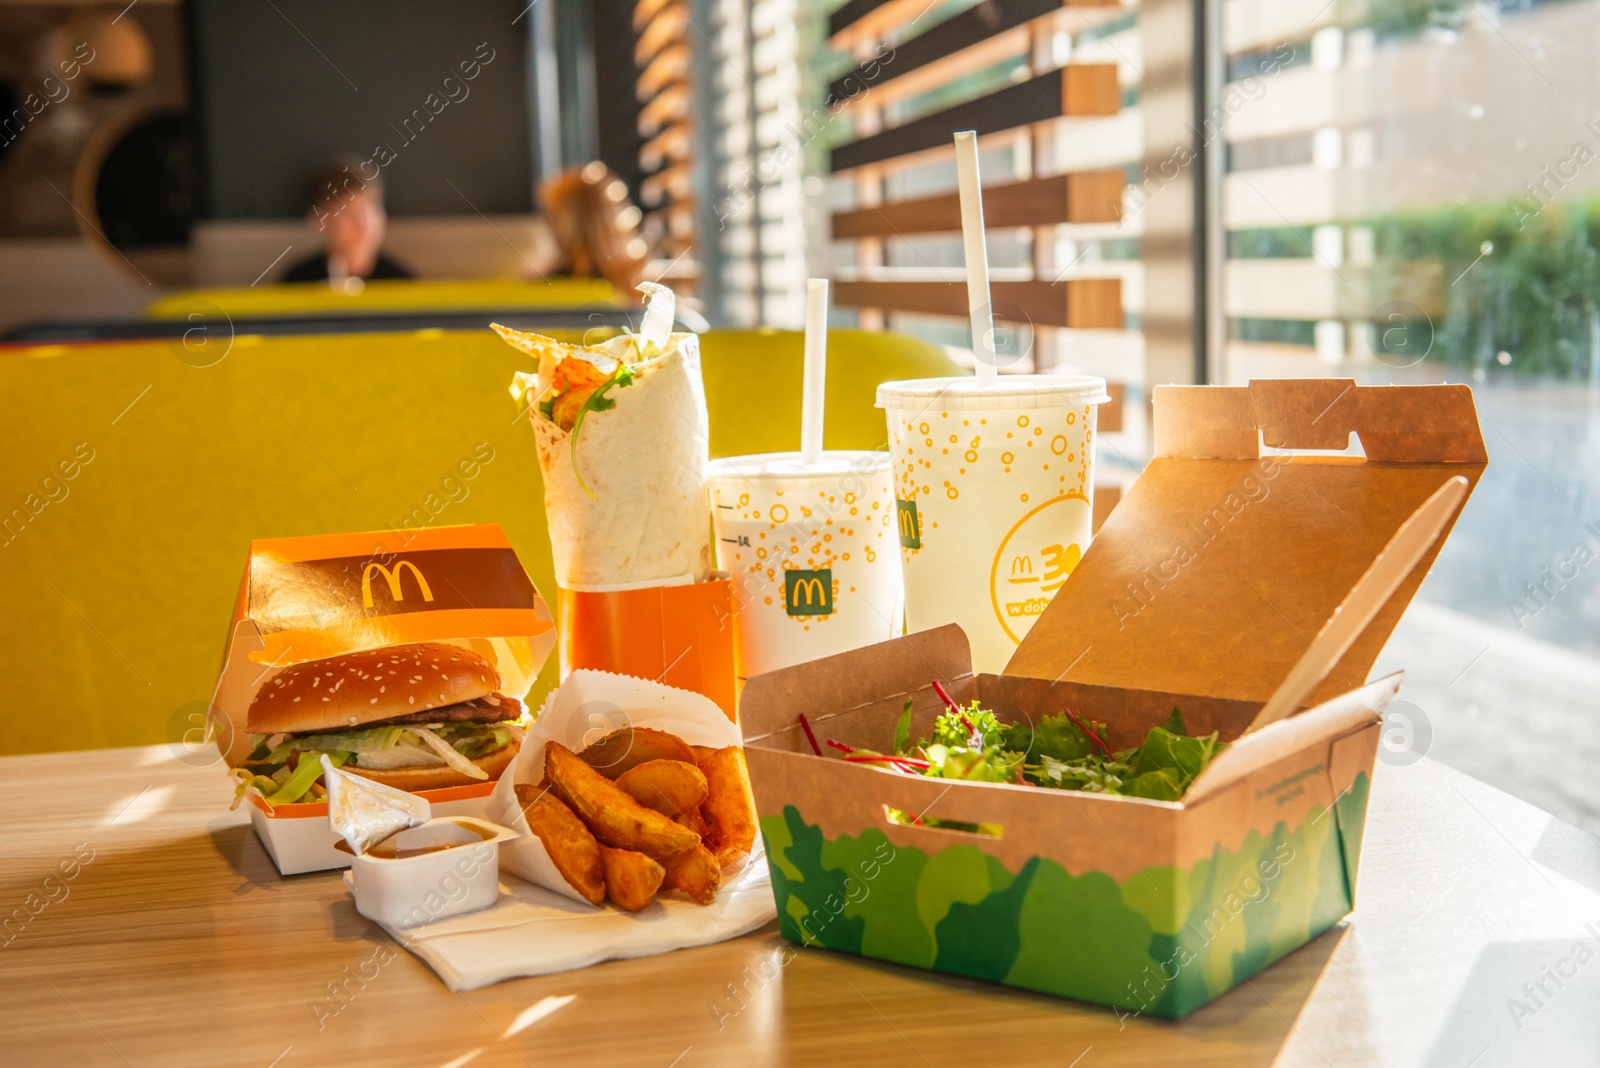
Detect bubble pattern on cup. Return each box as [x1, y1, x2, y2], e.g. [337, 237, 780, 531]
[712, 482, 897, 631]
[891, 405, 1096, 536]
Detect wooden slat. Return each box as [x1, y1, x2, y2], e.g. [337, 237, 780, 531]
[1063, 63, 1120, 113]
[832, 28, 1032, 116]
[640, 162, 690, 207]
[1067, 168, 1127, 222]
[664, 200, 697, 238]
[833, 278, 1123, 329]
[832, 171, 1124, 238]
[641, 123, 691, 170]
[828, 0, 914, 46]
[841, 126, 1039, 187]
[828, 0, 1117, 103]
[829, 65, 1119, 172]
[634, 3, 686, 67]
[1100, 381, 1125, 433]
[637, 44, 689, 99]
[1091, 483, 1120, 533]
[638, 83, 689, 138]
[632, 0, 673, 33]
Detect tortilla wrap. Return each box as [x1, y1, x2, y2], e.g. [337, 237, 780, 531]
[503, 329, 712, 589]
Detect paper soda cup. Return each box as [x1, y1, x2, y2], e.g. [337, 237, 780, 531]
[876, 375, 1110, 673]
[706, 451, 904, 681]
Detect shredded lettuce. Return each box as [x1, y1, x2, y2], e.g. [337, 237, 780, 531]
[442, 723, 513, 759]
[229, 770, 279, 811]
[263, 750, 351, 805]
[266, 725, 408, 761]
[232, 721, 515, 808]
[634, 280, 674, 353]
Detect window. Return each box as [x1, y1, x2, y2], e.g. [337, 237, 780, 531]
[1221, 0, 1600, 829]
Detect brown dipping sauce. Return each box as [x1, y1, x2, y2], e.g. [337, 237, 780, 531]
[333, 819, 495, 858]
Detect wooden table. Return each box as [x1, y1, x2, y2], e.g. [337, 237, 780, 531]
[4, 746, 1599, 1067]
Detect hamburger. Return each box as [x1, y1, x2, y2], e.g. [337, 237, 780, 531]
[232, 642, 524, 806]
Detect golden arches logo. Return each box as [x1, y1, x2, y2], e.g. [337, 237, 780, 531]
[784, 568, 833, 617]
[792, 577, 825, 605]
[361, 560, 435, 608]
[895, 498, 921, 549]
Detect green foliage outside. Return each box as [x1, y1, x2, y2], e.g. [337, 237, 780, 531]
[1370, 197, 1600, 379]
[1230, 317, 1319, 348]
[1363, 0, 1469, 38]
[1229, 195, 1600, 378]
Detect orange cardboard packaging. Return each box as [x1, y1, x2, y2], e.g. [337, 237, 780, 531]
[740, 380, 1485, 1018]
[558, 577, 736, 720]
[210, 523, 556, 875]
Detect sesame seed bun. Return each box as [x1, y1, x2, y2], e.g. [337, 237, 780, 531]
[344, 736, 521, 791]
[246, 642, 501, 735]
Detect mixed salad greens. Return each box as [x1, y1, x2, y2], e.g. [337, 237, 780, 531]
[230, 722, 516, 808]
[816, 695, 1226, 802]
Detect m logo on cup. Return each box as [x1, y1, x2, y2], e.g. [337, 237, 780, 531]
[784, 569, 833, 617]
[895, 498, 922, 550]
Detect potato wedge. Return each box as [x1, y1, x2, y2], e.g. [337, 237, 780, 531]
[580, 727, 698, 779]
[545, 742, 701, 858]
[697, 746, 758, 863]
[515, 784, 604, 905]
[680, 806, 711, 840]
[599, 844, 665, 912]
[616, 759, 708, 819]
[661, 843, 722, 905]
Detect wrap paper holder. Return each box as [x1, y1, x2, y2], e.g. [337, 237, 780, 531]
[557, 575, 737, 721]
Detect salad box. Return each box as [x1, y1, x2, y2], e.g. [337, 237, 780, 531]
[209, 524, 556, 874]
[740, 379, 1487, 1018]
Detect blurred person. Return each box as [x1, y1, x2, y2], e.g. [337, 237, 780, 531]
[539, 162, 648, 293]
[282, 159, 412, 286]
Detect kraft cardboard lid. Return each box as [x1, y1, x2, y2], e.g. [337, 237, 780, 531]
[1003, 380, 1487, 707]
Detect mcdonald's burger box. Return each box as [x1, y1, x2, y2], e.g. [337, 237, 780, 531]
[211, 524, 556, 875]
[739, 380, 1486, 1019]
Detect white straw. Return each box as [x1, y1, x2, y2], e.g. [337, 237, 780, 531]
[800, 277, 829, 464]
[954, 131, 998, 388]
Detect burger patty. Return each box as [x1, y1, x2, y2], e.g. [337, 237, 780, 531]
[361, 693, 523, 729]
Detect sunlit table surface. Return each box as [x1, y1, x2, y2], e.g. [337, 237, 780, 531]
[3, 743, 1598, 1067]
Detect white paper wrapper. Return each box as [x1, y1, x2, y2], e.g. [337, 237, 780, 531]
[486, 669, 743, 902]
[344, 845, 774, 990]
[539, 334, 710, 588]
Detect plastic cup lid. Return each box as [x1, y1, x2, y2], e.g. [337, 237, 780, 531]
[705, 450, 890, 485]
[876, 374, 1110, 411]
